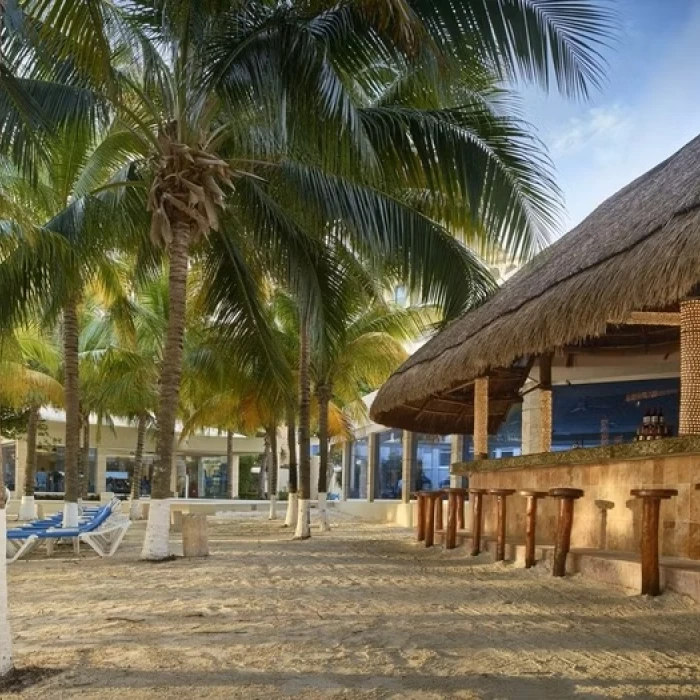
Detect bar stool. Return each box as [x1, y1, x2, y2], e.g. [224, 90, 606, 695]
[443, 487, 469, 550]
[630, 489, 678, 596]
[549, 488, 584, 577]
[517, 490, 548, 568]
[434, 491, 445, 533]
[423, 491, 443, 548]
[412, 492, 428, 542]
[594, 500, 614, 550]
[488, 489, 516, 561]
[468, 488, 489, 555]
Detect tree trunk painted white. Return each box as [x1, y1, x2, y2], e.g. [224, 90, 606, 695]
[141, 499, 171, 560]
[0, 503, 12, 676]
[317, 492, 331, 532]
[129, 499, 143, 521]
[294, 498, 310, 539]
[284, 493, 298, 528]
[62, 501, 79, 528]
[18, 495, 37, 521]
[268, 495, 278, 520]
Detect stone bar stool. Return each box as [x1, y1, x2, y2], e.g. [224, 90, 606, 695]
[630, 489, 678, 596]
[517, 490, 549, 568]
[412, 492, 428, 542]
[468, 488, 489, 556]
[423, 491, 444, 548]
[442, 487, 469, 550]
[488, 489, 516, 561]
[549, 488, 585, 577]
[594, 500, 615, 550]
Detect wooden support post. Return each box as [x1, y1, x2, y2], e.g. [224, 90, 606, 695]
[630, 489, 677, 596]
[539, 353, 553, 453]
[489, 489, 515, 561]
[457, 491, 466, 530]
[680, 299, 700, 435]
[469, 489, 487, 555]
[549, 488, 584, 577]
[473, 377, 489, 460]
[518, 490, 548, 568]
[435, 492, 444, 532]
[424, 492, 440, 548]
[595, 500, 614, 550]
[414, 492, 427, 542]
[445, 490, 457, 550]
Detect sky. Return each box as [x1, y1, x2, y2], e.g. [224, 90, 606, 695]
[520, 0, 700, 233]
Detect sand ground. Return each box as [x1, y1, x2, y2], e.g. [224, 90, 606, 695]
[3, 510, 700, 699]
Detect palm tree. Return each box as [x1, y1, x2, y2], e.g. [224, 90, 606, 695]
[0, 129, 144, 526]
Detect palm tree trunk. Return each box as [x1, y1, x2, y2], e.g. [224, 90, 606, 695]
[284, 410, 298, 528]
[226, 430, 236, 498]
[63, 296, 81, 527]
[316, 383, 331, 532]
[80, 412, 90, 500]
[129, 413, 147, 520]
[142, 225, 190, 560]
[19, 404, 39, 520]
[294, 318, 311, 539]
[268, 427, 278, 520]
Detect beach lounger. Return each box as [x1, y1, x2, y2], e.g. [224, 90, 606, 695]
[6, 500, 130, 561]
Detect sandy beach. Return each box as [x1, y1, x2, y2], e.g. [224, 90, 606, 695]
[3, 510, 700, 699]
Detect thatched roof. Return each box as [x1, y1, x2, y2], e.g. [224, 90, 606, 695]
[371, 134, 700, 434]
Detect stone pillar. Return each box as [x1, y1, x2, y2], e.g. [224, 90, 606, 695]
[230, 454, 240, 498]
[14, 439, 27, 497]
[401, 431, 415, 503]
[539, 353, 553, 453]
[367, 433, 377, 502]
[680, 299, 700, 435]
[521, 388, 541, 455]
[96, 450, 107, 494]
[450, 434, 464, 487]
[473, 377, 489, 460]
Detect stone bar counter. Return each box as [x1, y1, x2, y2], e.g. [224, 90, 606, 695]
[452, 437, 700, 560]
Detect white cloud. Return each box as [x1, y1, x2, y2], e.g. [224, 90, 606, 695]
[550, 104, 633, 162]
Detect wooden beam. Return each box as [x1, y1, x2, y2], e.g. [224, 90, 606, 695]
[610, 311, 681, 327]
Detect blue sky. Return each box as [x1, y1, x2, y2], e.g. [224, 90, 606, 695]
[521, 0, 700, 233]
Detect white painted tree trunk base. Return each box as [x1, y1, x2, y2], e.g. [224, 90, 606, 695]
[141, 499, 172, 560]
[268, 496, 278, 520]
[62, 502, 80, 528]
[284, 493, 298, 528]
[0, 508, 13, 676]
[293, 499, 310, 539]
[129, 499, 143, 521]
[317, 492, 331, 532]
[18, 496, 37, 521]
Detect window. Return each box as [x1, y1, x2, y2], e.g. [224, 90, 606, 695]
[375, 430, 402, 499]
[394, 286, 407, 306]
[552, 378, 679, 449]
[348, 438, 368, 499]
[414, 434, 451, 491]
[2, 445, 15, 492]
[35, 447, 97, 494]
[461, 403, 523, 461]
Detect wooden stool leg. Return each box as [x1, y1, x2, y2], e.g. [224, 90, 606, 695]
[416, 496, 426, 542]
[446, 493, 457, 550]
[435, 495, 443, 531]
[425, 498, 436, 548]
[496, 495, 507, 561]
[553, 498, 574, 577]
[471, 494, 483, 556]
[524, 496, 538, 569]
[457, 494, 465, 530]
[641, 498, 661, 596]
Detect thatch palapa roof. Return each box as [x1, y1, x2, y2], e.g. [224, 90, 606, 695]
[371, 134, 700, 435]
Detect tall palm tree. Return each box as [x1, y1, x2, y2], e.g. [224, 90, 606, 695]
[0, 128, 144, 526]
